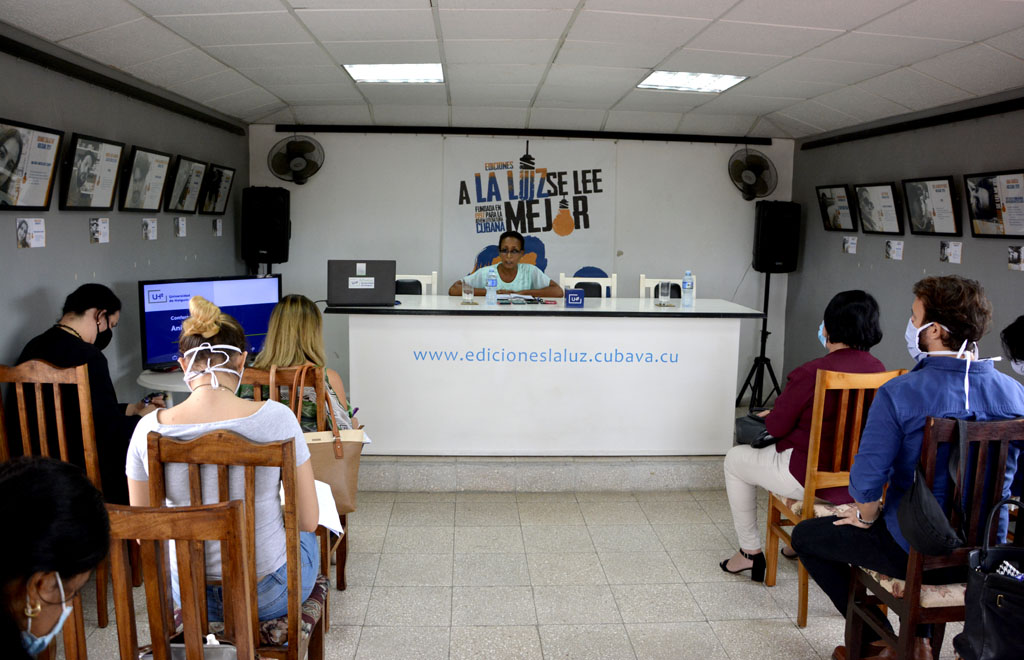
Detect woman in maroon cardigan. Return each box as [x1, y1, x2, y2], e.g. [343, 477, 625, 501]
[720, 290, 886, 581]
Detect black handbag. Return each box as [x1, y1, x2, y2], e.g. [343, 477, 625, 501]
[896, 419, 967, 556]
[734, 408, 778, 449]
[953, 496, 1024, 660]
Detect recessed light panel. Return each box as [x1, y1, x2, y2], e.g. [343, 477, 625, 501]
[344, 63, 444, 83]
[637, 71, 746, 93]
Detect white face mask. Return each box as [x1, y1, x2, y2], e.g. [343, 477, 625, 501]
[1012, 359, 1024, 376]
[905, 317, 952, 362]
[182, 343, 245, 394]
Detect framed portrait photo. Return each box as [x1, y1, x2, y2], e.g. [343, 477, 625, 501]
[0, 118, 64, 211]
[901, 176, 961, 236]
[963, 170, 1024, 238]
[197, 163, 235, 215]
[119, 146, 172, 212]
[853, 182, 904, 235]
[164, 155, 207, 213]
[59, 133, 126, 211]
[815, 184, 857, 231]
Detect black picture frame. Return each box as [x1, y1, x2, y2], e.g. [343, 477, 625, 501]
[815, 184, 857, 231]
[0, 117, 64, 211]
[197, 163, 236, 215]
[963, 170, 1024, 238]
[59, 133, 126, 211]
[901, 176, 961, 236]
[853, 182, 904, 235]
[119, 145, 172, 212]
[163, 155, 207, 213]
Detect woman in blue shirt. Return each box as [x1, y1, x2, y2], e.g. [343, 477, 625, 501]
[448, 230, 563, 298]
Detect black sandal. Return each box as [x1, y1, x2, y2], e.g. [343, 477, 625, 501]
[719, 549, 766, 582]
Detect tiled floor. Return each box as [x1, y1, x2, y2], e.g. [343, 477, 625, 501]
[64, 489, 962, 659]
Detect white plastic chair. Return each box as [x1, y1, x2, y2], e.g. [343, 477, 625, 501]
[639, 274, 682, 300]
[395, 271, 437, 295]
[559, 273, 617, 298]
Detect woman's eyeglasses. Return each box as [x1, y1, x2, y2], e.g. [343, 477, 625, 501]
[499, 248, 522, 255]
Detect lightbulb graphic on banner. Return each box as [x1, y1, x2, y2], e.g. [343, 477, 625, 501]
[553, 195, 574, 236]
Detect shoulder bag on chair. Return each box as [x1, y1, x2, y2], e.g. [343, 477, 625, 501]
[953, 496, 1024, 660]
[272, 365, 364, 515]
[897, 418, 967, 556]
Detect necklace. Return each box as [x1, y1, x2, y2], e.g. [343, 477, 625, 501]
[55, 324, 83, 340]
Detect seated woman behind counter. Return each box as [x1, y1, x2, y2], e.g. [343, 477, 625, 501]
[448, 230, 563, 298]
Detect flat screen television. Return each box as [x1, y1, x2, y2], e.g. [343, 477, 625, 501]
[138, 274, 282, 370]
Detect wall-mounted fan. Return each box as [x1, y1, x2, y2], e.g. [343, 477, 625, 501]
[268, 135, 324, 185]
[728, 148, 777, 201]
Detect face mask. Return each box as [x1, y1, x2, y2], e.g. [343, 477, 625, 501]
[817, 322, 827, 349]
[94, 327, 112, 351]
[1011, 359, 1024, 376]
[904, 317, 952, 362]
[182, 343, 245, 394]
[21, 573, 72, 656]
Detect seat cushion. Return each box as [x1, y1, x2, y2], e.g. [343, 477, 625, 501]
[777, 494, 856, 519]
[861, 569, 966, 608]
[257, 574, 330, 646]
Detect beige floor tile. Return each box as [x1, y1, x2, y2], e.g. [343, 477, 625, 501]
[533, 585, 621, 624]
[689, 488, 728, 501]
[515, 491, 577, 502]
[611, 584, 705, 623]
[355, 626, 449, 660]
[697, 497, 741, 523]
[453, 552, 530, 586]
[688, 582, 790, 620]
[449, 626, 543, 660]
[347, 502, 394, 526]
[455, 491, 517, 502]
[382, 526, 454, 554]
[539, 624, 637, 660]
[455, 501, 521, 526]
[589, 525, 664, 552]
[521, 525, 595, 553]
[355, 491, 398, 502]
[392, 491, 457, 502]
[324, 624, 361, 660]
[347, 525, 387, 553]
[767, 577, 839, 620]
[633, 490, 696, 501]
[374, 553, 453, 586]
[454, 525, 525, 553]
[364, 586, 451, 626]
[328, 585, 372, 626]
[451, 586, 537, 625]
[575, 491, 638, 502]
[797, 615, 847, 660]
[389, 501, 455, 526]
[579, 501, 649, 525]
[626, 622, 730, 660]
[517, 501, 585, 525]
[599, 551, 683, 584]
[711, 618, 822, 660]
[345, 553, 381, 586]
[527, 552, 607, 585]
[638, 500, 713, 524]
[669, 549, 759, 583]
[652, 523, 733, 551]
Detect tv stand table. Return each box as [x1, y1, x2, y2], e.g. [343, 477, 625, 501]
[136, 369, 189, 406]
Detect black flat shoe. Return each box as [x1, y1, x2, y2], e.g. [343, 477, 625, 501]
[781, 546, 798, 560]
[719, 549, 766, 582]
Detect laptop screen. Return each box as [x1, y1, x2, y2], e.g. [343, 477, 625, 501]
[327, 260, 397, 306]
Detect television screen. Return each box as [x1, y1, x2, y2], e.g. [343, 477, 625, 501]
[138, 275, 281, 370]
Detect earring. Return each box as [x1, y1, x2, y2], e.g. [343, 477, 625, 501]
[24, 600, 41, 618]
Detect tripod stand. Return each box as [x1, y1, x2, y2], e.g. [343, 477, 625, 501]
[736, 271, 782, 409]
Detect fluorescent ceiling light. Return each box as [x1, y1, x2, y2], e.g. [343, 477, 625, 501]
[344, 63, 443, 83]
[637, 71, 746, 93]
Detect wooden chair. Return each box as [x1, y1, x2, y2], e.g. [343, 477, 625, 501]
[764, 368, 907, 627]
[559, 272, 617, 298]
[638, 274, 682, 300]
[845, 417, 1024, 660]
[147, 430, 327, 660]
[107, 501, 255, 660]
[396, 271, 438, 295]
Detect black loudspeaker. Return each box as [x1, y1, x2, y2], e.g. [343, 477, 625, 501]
[752, 200, 800, 273]
[241, 186, 291, 264]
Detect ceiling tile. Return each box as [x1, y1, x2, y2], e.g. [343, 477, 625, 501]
[763, 111, 819, 137]
[284, 0, 425, 8]
[986, 26, 1024, 59]
[603, 110, 682, 133]
[372, 104, 450, 125]
[730, 77, 842, 99]
[675, 112, 758, 135]
[583, 0, 738, 20]
[659, 48, 788, 76]
[155, 12, 311, 46]
[59, 18, 193, 70]
[237, 65, 349, 87]
[696, 93, 804, 114]
[240, 101, 287, 122]
[528, 107, 607, 130]
[568, 10, 709, 46]
[812, 86, 911, 122]
[439, 9, 573, 40]
[534, 86, 630, 109]
[205, 86, 280, 116]
[291, 104, 373, 124]
[748, 116, 791, 138]
[442, 0, 580, 8]
[445, 40, 558, 65]
[614, 89, 708, 112]
[1, 0, 143, 42]
[446, 64, 546, 86]
[756, 57, 896, 85]
[322, 41, 440, 64]
[129, 0, 282, 15]
[686, 21, 842, 57]
[206, 43, 333, 69]
[451, 106, 530, 128]
[358, 82, 448, 104]
[804, 31, 967, 66]
[722, 0, 908, 30]
[296, 9, 436, 41]
[912, 43, 1024, 97]
[264, 83, 364, 104]
[544, 65, 647, 89]
[856, 67, 974, 110]
[556, 40, 678, 68]
[859, 0, 1024, 41]
[776, 100, 861, 132]
[170, 69, 258, 103]
[249, 107, 295, 124]
[449, 83, 535, 107]
[124, 47, 227, 88]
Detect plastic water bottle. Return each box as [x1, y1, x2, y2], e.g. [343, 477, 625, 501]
[682, 270, 695, 309]
[485, 267, 498, 305]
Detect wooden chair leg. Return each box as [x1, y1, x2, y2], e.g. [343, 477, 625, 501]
[308, 617, 325, 660]
[931, 624, 945, 660]
[61, 592, 88, 660]
[335, 517, 348, 591]
[316, 526, 331, 632]
[797, 561, 809, 628]
[129, 540, 143, 588]
[765, 504, 782, 587]
[96, 557, 109, 628]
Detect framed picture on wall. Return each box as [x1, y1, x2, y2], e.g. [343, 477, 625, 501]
[59, 133, 126, 210]
[196, 163, 235, 215]
[963, 170, 1024, 238]
[119, 146, 172, 212]
[815, 184, 857, 231]
[901, 176, 961, 236]
[853, 182, 903, 235]
[0, 117, 64, 211]
[164, 155, 207, 213]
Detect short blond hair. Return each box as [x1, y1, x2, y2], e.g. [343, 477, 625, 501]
[251, 294, 325, 369]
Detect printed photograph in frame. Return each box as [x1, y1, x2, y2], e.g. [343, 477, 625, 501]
[120, 146, 172, 212]
[853, 182, 904, 235]
[816, 184, 857, 231]
[963, 170, 1024, 238]
[901, 176, 961, 236]
[60, 133, 126, 211]
[0, 118, 64, 211]
[164, 155, 207, 214]
[197, 163, 235, 215]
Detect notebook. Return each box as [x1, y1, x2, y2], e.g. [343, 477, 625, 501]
[327, 259, 396, 307]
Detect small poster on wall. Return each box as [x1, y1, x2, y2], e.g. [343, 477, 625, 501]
[212, 218, 222, 236]
[902, 176, 960, 236]
[164, 156, 206, 213]
[174, 216, 187, 238]
[816, 185, 857, 231]
[842, 236, 857, 254]
[0, 118, 63, 211]
[120, 146, 171, 212]
[89, 217, 109, 244]
[15, 217, 45, 248]
[854, 182, 903, 234]
[60, 133, 124, 210]
[884, 240, 903, 260]
[142, 217, 157, 241]
[1010, 246, 1023, 271]
[940, 241, 962, 264]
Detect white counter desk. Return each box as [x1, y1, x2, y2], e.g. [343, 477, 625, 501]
[326, 295, 762, 456]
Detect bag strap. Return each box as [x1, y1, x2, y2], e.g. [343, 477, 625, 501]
[945, 418, 970, 540]
[268, 364, 312, 423]
[980, 496, 1023, 561]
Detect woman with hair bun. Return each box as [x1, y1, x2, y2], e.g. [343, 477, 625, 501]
[124, 296, 319, 621]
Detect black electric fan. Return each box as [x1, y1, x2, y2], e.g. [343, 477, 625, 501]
[728, 148, 777, 201]
[268, 135, 324, 185]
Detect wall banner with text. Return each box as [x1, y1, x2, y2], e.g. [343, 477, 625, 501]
[442, 136, 616, 285]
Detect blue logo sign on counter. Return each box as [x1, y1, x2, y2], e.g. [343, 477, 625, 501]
[565, 288, 584, 308]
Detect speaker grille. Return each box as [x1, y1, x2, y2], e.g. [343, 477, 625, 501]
[752, 201, 800, 273]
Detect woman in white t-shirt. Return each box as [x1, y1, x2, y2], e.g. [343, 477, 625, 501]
[448, 230, 564, 298]
[125, 296, 319, 621]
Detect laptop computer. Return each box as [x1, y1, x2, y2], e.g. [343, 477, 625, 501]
[327, 260, 397, 307]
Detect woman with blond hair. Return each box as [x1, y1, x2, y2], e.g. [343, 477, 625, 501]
[249, 294, 359, 433]
[125, 296, 319, 621]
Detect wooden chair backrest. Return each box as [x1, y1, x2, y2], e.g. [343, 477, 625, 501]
[107, 501, 255, 660]
[802, 369, 907, 509]
[242, 365, 327, 431]
[0, 360, 100, 489]
[147, 430, 302, 657]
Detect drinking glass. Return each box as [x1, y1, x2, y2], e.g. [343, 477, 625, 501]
[462, 278, 476, 304]
[658, 280, 673, 305]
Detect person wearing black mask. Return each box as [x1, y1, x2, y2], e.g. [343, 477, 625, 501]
[9, 284, 163, 504]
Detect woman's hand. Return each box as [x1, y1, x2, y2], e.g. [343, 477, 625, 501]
[127, 395, 166, 416]
[756, 409, 771, 418]
[834, 502, 880, 528]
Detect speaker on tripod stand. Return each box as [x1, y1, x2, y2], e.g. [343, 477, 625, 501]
[736, 200, 801, 409]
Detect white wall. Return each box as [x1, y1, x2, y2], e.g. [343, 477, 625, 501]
[249, 125, 794, 397]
